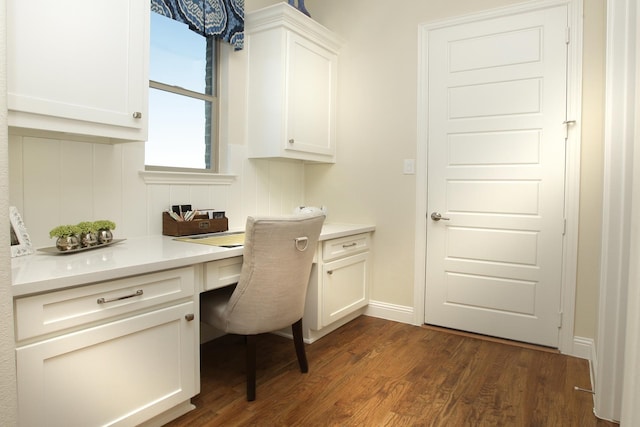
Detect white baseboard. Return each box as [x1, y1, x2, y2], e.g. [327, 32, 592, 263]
[365, 300, 415, 324]
[572, 336, 594, 360]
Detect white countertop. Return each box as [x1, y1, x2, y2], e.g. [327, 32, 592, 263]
[11, 223, 375, 297]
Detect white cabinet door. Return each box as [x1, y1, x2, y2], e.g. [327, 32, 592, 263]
[321, 252, 370, 327]
[16, 302, 197, 427]
[7, 0, 148, 142]
[284, 31, 337, 158]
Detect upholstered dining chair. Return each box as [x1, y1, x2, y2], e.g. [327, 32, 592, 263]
[200, 212, 325, 401]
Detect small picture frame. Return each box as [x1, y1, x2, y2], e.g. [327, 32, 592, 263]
[10, 206, 33, 257]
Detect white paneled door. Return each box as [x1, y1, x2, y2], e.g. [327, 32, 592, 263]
[425, 4, 569, 347]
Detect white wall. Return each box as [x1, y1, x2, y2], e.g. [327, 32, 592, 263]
[8, 136, 305, 248]
[622, 12, 640, 418]
[595, 0, 637, 421]
[304, 0, 605, 337]
[575, 0, 606, 339]
[303, 0, 535, 310]
[0, 0, 18, 423]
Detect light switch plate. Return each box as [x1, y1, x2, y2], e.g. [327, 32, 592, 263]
[403, 159, 416, 175]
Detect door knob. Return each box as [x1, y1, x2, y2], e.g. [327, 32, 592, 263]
[430, 212, 450, 221]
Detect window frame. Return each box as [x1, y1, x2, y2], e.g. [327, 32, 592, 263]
[145, 29, 220, 173]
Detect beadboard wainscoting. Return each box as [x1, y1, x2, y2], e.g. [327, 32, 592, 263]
[8, 134, 306, 249]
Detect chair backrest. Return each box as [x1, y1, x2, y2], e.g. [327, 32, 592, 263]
[220, 212, 325, 335]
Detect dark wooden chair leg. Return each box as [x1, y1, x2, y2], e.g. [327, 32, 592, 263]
[292, 318, 308, 373]
[246, 334, 257, 401]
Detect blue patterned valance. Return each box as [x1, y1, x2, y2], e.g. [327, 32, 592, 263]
[151, 0, 244, 50]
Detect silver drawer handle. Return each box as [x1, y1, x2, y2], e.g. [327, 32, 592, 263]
[97, 289, 143, 304]
[342, 242, 357, 248]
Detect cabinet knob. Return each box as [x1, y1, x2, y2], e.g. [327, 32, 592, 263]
[288, 138, 295, 144]
[327, 270, 333, 275]
[185, 313, 195, 321]
[132, 111, 142, 119]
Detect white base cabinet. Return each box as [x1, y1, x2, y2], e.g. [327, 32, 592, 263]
[14, 267, 198, 427]
[321, 251, 370, 326]
[303, 233, 372, 342]
[16, 303, 196, 427]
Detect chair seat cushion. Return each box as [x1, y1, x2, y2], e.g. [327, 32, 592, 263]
[200, 286, 235, 331]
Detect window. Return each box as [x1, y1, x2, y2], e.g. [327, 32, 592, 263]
[146, 12, 218, 171]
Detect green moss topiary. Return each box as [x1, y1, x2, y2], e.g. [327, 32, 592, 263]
[77, 221, 98, 234]
[49, 225, 82, 239]
[93, 220, 116, 231]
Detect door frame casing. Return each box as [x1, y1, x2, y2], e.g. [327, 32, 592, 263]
[413, 0, 583, 356]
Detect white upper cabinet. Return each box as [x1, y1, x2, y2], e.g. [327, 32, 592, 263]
[246, 4, 342, 163]
[7, 0, 149, 142]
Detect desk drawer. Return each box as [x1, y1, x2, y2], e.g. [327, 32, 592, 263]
[15, 267, 195, 341]
[204, 257, 243, 291]
[322, 233, 370, 262]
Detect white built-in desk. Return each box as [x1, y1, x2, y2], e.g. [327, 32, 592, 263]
[10, 223, 374, 427]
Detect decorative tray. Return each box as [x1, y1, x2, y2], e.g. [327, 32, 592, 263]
[38, 239, 126, 255]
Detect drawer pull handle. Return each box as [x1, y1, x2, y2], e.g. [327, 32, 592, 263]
[342, 242, 357, 248]
[97, 289, 143, 304]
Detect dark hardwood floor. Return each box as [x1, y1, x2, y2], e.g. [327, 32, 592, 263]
[163, 316, 618, 426]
